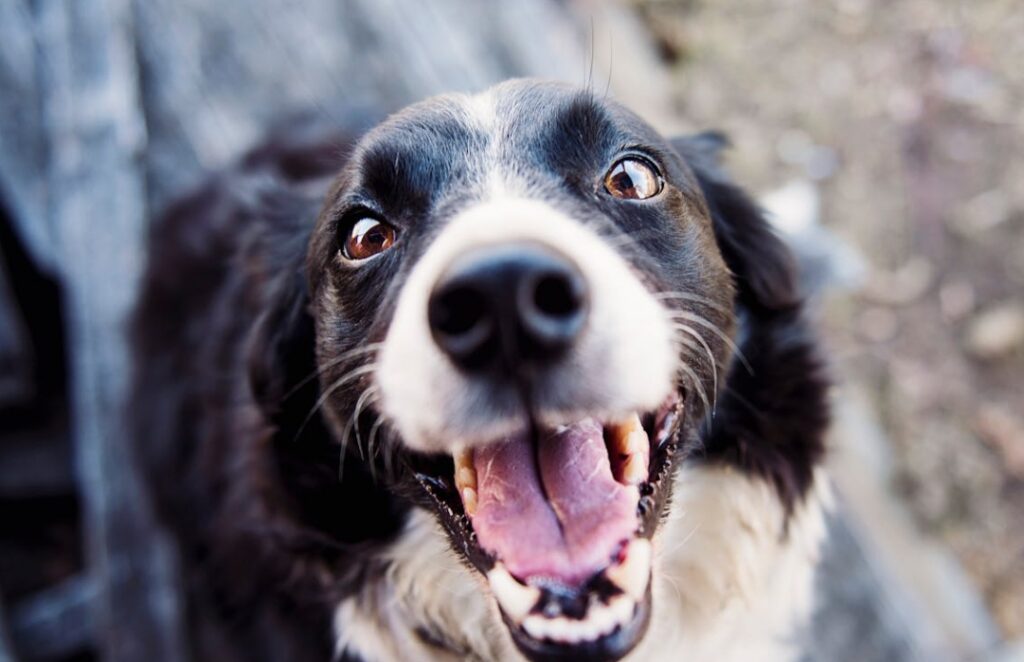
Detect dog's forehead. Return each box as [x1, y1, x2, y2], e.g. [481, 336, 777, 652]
[354, 80, 664, 186]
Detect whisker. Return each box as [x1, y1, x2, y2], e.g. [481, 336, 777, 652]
[667, 310, 753, 375]
[676, 361, 712, 420]
[654, 290, 730, 314]
[293, 362, 377, 443]
[671, 323, 719, 408]
[282, 342, 383, 402]
[659, 570, 683, 603]
[666, 522, 702, 557]
[342, 384, 380, 461]
[366, 417, 387, 483]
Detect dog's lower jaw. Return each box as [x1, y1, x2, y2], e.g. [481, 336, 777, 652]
[332, 466, 831, 662]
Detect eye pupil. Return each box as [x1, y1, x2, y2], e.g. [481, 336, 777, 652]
[603, 158, 663, 200]
[343, 217, 396, 260]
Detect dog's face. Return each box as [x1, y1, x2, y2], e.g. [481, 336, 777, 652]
[307, 80, 737, 661]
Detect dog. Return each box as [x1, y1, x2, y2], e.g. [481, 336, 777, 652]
[130, 79, 830, 662]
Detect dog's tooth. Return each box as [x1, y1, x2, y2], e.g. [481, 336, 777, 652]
[609, 413, 650, 484]
[620, 451, 648, 485]
[593, 602, 614, 635]
[578, 606, 606, 639]
[488, 564, 540, 622]
[454, 447, 478, 515]
[457, 465, 477, 490]
[461, 487, 478, 517]
[547, 618, 574, 643]
[454, 448, 476, 488]
[608, 595, 635, 626]
[610, 413, 644, 453]
[522, 615, 548, 640]
[606, 539, 652, 601]
[569, 619, 593, 643]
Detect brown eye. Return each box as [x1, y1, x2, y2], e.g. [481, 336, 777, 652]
[342, 217, 397, 261]
[603, 157, 663, 200]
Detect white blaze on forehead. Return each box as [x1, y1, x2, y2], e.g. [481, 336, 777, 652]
[375, 194, 677, 453]
[457, 87, 527, 201]
[462, 88, 499, 132]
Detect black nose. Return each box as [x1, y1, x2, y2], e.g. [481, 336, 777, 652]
[428, 244, 588, 371]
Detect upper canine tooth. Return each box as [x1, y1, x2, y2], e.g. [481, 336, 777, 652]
[488, 564, 540, 622]
[610, 413, 649, 484]
[454, 448, 477, 489]
[461, 487, 478, 516]
[620, 452, 647, 485]
[610, 413, 644, 455]
[457, 465, 477, 489]
[606, 539, 652, 601]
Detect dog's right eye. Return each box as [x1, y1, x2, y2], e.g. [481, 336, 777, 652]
[341, 217, 397, 261]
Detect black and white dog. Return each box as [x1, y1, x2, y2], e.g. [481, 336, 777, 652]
[131, 79, 829, 662]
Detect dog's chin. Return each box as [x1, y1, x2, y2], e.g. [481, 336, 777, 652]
[408, 391, 686, 662]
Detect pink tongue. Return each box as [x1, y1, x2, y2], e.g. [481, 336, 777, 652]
[470, 418, 640, 586]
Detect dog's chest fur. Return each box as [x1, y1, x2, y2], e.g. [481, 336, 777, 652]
[335, 466, 830, 662]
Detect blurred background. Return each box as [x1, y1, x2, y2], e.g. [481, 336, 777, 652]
[0, 0, 1021, 660]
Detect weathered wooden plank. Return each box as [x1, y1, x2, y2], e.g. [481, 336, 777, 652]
[131, 0, 592, 211]
[29, 0, 187, 660]
[0, 1, 57, 273]
[7, 575, 95, 662]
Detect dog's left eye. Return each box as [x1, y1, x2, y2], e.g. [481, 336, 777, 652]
[603, 157, 663, 200]
[341, 217, 397, 261]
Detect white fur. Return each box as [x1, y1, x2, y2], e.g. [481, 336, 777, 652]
[334, 466, 831, 662]
[375, 195, 677, 454]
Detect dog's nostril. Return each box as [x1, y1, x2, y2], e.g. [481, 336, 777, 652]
[518, 266, 587, 357]
[434, 287, 486, 336]
[428, 282, 496, 369]
[532, 271, 583, 319]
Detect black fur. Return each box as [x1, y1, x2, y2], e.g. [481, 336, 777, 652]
[673, 134, 829, 512]
[130, 87, 827, 661]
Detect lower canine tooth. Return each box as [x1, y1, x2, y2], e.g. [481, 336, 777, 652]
[606, 539, 652, 601]
[488, 564, 540, 622]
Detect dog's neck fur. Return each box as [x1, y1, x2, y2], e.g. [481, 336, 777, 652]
[334, 465, 830, 662]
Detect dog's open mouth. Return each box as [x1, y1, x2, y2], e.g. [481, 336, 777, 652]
[413, 393, 685, 661]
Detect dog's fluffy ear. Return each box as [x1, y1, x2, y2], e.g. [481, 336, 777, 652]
[671, 132, 828, 514]
[247, 258, 317, 426]
[671, 132, 799, 313]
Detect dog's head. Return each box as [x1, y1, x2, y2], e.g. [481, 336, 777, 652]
[287, 79, 800, 661]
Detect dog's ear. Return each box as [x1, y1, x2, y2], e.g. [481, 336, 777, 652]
[671, 132, 799, 313]
[671, 132, 828, 514]
[247, 258, 317, 426]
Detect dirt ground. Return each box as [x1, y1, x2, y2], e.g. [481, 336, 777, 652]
[631, 0, 1024, 638]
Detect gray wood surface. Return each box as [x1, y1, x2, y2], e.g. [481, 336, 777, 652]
[2, 0, 187, 660]
[8, 575, 95, 662]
